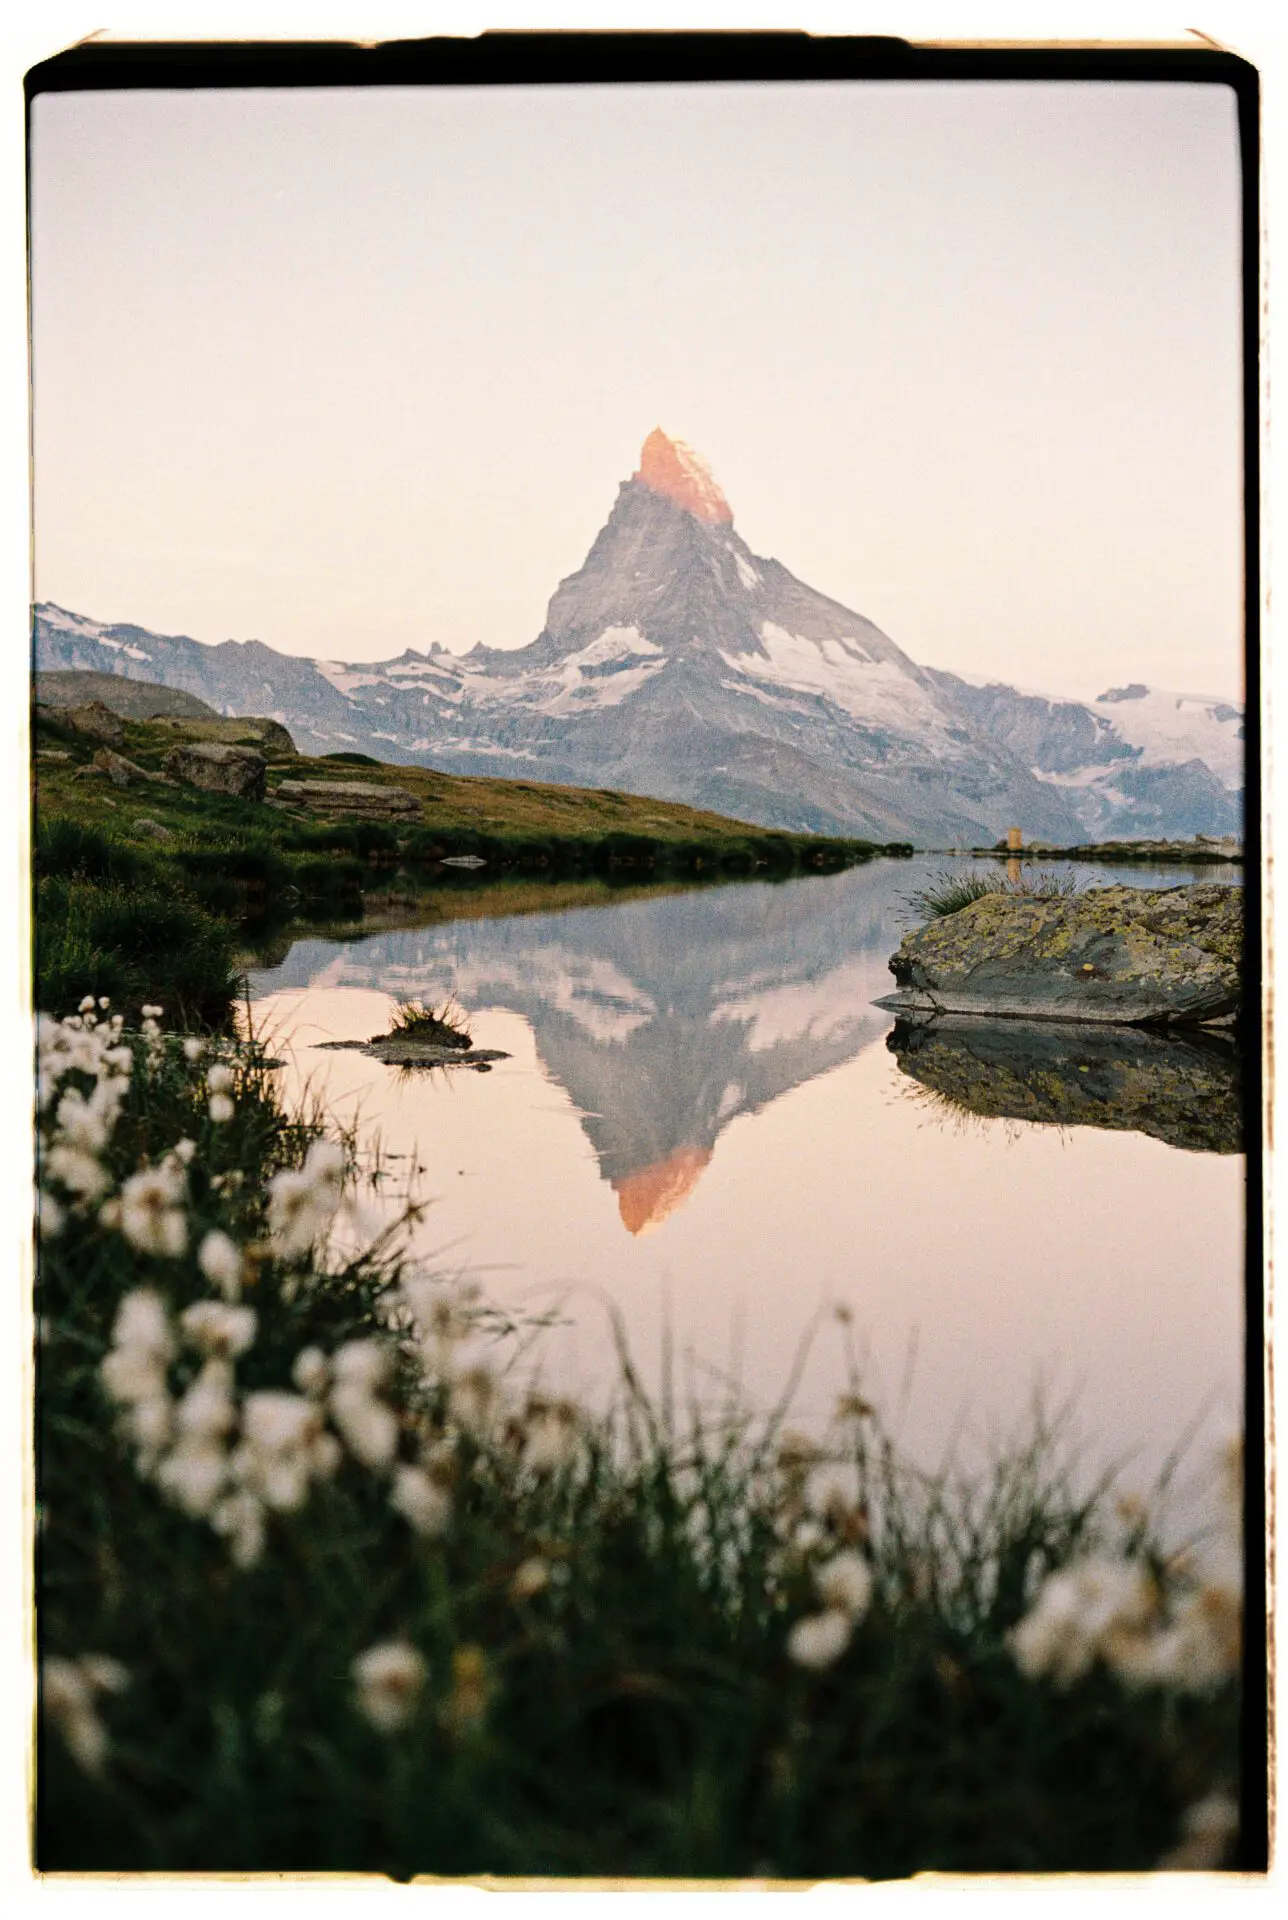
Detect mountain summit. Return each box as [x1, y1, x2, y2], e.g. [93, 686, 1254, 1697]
[633, 428, 733, 525]
[32, 432, 1244, 844]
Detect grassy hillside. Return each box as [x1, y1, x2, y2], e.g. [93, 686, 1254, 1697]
[32, 707, 911, 1023]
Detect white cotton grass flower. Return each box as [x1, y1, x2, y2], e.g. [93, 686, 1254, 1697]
[197, 1229, 245, 1301]
[352, 1640, 427, 1733]
[241, 1390, 320, 1456]
[42, 1654, 128, 1775]
[787, 1609, 853, 1671]
[814, 1551, 874, 1622]
[156, 1438, 228, 1518]
[119, 1164, 188, 1258]
[182, 1037, 205, 1062]
[174, 1360, 238, 1441]
[78, 996, 96, 1014]
[292, 1346, 329, 1396]
[208, 1093, 235, 1124]
[448, 1365, 499, 1436]
[211, 1490, 267, 1569]
[330, 1383, 399, 1470]
[124, 1392, 174, 1454]
[206, 1062, 235, 1094]
[179, 1300, 257, 1359]
[389, 1464, 452, 1537]
[266, 1140, 347, 1261]
[44, 1144, 111, 1205]
[510, 1557, 551, 1602]
[1009, 1555, 1158, 1689]
[101, 1342, 169, 1408]
[171, 1137, 197, 1165]
[331, 1339, 389, 1391]
[521, 1402, 580, 1473]
[111, 1289, 175, 1364]
[37, 1190, 65, 1240]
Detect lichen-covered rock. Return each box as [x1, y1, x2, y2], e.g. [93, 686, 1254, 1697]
[273, 779, 421, 819]
[876, 884, 1242, 1027]
[887, 1015, 1241, 1154]
[163, 742, 266, 800]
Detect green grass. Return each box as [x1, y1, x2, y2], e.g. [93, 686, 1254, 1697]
[904, 866, 1091, 923]
[386, 997, 473, 1047]
[35, 1016, 1243, 1877]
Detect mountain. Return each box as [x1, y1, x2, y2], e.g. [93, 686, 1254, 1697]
[926, 672, 1244, 841]
[32, 430, 1244, 845]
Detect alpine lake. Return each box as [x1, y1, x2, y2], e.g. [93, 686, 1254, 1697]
[241, 855, 1246, 1537]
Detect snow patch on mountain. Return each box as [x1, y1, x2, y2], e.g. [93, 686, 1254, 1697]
[1089, 686, 1243, 790]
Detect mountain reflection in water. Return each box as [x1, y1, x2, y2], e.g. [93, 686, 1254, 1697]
[247, 867, 901, 1231]
[244, 858, 1245, 1517]
[247, 859, 1242, 1223]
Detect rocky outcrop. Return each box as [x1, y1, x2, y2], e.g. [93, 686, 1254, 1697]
[886, 1015, 1241, 1154]
[273, 779, 421, 819]
[150, 715, 297, 755]
[876, 884, 1242, 1027]
[55, 699, 125, 746]
[164, 742, 266, 801]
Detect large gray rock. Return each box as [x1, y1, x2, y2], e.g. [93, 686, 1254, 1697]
[273, 779, 421, 819]
[164, 741, 266, 800]
[887, 1014, 1241, 1154]
[57, 699, 125, 746]
[876, 884, 1242, 1027]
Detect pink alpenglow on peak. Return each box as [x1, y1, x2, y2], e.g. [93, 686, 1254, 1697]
[633, 429, 733, 525]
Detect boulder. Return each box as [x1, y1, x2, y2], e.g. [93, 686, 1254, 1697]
[876, 884, 1242, 1028]
[92, 747, 161, 789]
[886, 1015, 1241, 1154]
[60, 700, 125, 746]
[164, 742, 266, 801]
[273, 779, 421, 820]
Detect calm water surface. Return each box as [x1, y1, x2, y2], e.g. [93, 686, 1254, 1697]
[244, 858, 1245, 1514]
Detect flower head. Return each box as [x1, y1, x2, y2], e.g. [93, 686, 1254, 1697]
[786, 1609, 852, 1671]
[197, 1229, 245, 1300]
[179, 1299, 257, 1359]
[352, 1640, 426, 1733]
[119, 1165, 188, 1258]
[389, 1464, 452, 1537]
[814, 1551, 873, 1621]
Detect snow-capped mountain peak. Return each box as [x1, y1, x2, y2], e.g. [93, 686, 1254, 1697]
[633, 428, 733, 525]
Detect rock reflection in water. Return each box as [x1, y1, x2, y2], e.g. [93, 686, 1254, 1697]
[887, 1016, 1242, 1154]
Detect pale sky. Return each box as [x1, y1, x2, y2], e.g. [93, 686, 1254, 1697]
[29, 79, 1244, 703]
